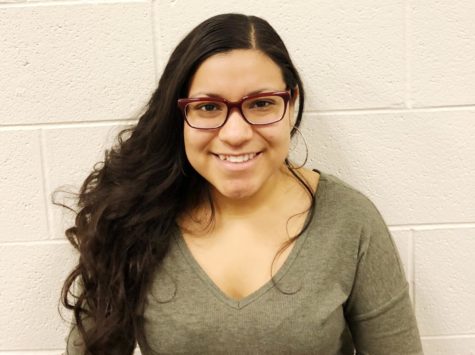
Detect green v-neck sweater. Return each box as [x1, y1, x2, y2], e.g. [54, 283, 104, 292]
[67, 170, 423, 354]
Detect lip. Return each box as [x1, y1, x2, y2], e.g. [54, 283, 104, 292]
[214, 151, 259, 157]
[212, 152, 261, 171]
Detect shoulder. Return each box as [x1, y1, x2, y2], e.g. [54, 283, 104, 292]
[316, 170, 384, 227]
[309, 170, 396, 261]
[318, 172, 404, 273]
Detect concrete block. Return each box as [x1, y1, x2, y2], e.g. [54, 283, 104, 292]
[422, 337, 475, 355]
[410, 1, 475, 107]
[302, 109, 475, 224]
[414, 228, 475, 336]
[391, 230, 414, 302]
[0, 242, 77, 349]
[42, 124, 126, 239]
[391, 230, 411, 278]
[0, 2, 155, 124]
[154, 0, 405, 111]
[0, 130, 48, 242]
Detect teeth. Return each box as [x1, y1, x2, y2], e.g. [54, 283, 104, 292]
[218, 153, 257, 163]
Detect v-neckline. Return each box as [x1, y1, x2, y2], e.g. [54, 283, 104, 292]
[173, 169, 324, 310]
[174, 216, 313, 310]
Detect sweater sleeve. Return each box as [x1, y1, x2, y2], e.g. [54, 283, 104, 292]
[343, 198, 424, 355]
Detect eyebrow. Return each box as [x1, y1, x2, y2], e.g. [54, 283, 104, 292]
[189, 88, 280, 99]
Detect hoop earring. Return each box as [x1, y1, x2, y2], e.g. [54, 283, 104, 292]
[287, 126, 308, 170]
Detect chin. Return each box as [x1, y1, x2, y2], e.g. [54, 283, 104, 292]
[215, 181, 260, 200]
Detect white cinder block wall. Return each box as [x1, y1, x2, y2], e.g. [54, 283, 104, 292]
[1, 0, 474, 353]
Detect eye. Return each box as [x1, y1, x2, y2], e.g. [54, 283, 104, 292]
[196, 102, 222, 112]
[249, 99, 276, 109]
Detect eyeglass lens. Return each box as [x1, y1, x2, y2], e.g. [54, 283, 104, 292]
[185, 95, 286, 129]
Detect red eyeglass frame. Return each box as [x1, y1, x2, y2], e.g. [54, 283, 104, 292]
[177, 90, 291, 129]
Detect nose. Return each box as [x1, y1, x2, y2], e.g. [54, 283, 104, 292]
[218, 107, 253, 146]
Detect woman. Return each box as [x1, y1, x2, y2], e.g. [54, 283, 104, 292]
[63, 13, 423, 354]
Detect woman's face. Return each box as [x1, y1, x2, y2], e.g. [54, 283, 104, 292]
[184, 49, 295, 201]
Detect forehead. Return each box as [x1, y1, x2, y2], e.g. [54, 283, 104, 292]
[188, 49, 285, 99]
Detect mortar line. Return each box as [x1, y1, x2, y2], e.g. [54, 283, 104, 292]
[0, 239, 69, 246]
[0, 119, 137, 131]
[404, 0, 413, 109]
[0, 351, 64, 354]
[150, 0, 159, 83]
[155, 0, 165, 78]
[310, 104, 475, 115]
[388, 222, 475, 231]
[421, 333, 475, 340]
[0, 350, 65, 354]
[39, 129, 53, 240]
[0, 0, 146, 8]
[410, 229, 416, 307]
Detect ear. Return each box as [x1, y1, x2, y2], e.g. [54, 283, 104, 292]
[291, 86, 299, 104]
[288, 86, 299, 127]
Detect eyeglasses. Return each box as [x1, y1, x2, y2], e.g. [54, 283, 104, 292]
[177, 91, 291, 129]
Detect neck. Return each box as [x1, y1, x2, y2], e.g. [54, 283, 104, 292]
[211, 166, 296, 220]
[178, 167, 318, 237]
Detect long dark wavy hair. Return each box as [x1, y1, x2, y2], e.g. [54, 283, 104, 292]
[60, 13, 314, 354]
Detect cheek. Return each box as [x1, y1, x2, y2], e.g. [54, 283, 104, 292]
[262, 120, 292, 152]
[279, 134, 292, 157]
[275, 124, 293, 160]
[183, 127, 213, 165]
[184, 129, 198, 163]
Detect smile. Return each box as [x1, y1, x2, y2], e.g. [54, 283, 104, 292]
[217, 152, 259, 163]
